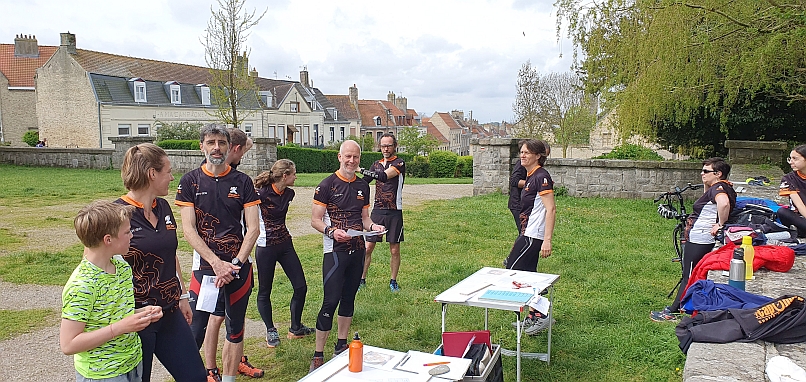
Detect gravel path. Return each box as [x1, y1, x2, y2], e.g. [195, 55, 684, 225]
[0, 183, 473, 382]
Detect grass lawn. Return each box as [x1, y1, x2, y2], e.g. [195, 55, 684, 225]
[0, 164, 686, 381]
[0, 309, 59, 341]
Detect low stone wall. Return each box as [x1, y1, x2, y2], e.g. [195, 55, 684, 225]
[548, 158, 702, 199]
[725, 140, 788, 165]
[0, 146, 113, 169]
[1, 136, 279, 177]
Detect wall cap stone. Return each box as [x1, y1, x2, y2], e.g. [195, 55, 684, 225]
[724, 140, 787, 150]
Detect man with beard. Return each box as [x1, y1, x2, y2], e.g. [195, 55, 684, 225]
[359, 133, 406, 292]
[176, 124, 261, 382]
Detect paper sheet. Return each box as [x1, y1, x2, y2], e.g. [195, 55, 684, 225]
[395, 350, 471, 381]
[346, 229, 387, 237]
[196, 275, 219, 313]
[529, 294, 551, 315]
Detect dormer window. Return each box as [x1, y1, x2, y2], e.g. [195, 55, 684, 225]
[129, 78, 147, 102]
[197, 84, 211, 105]
[165, 81, 181, 104]
[374, 116, 382, 126]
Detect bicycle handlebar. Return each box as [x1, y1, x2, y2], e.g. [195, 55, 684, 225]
[653, 183, 703, 202]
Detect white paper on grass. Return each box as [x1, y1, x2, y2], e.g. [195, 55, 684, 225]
[196, 275, 219, 313]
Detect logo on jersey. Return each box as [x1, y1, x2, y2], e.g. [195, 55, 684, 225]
[780, 181, 790, 190]
[315, 186, 320, 195]
[542, 178, 549, 187]
[357, 190, 364, 200]
[228, 186, 240, 198]
[164, 215, 176, 230]
[177, 184, 182, 194]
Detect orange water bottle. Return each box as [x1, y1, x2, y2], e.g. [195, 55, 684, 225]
[348, 332, 363, 372]
[741, 235, 755, 280]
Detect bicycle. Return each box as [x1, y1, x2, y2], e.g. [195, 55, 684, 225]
[654, 183, 703, 298]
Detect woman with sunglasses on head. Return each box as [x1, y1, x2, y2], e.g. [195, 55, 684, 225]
[253, 159, 314, 349]
[777, 145, 806, 237]
[651, 157, 737, 322]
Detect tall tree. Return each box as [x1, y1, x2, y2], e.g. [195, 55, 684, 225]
[202, 0, 266, 130]
[398, 126, 439, 156]
[555, 0, 806, 151]
[512, 65, 595, 157]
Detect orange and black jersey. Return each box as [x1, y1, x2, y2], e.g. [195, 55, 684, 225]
[314, 171, 370, 253]
[780, 170, 806, 208]
[256, 184, 294, 246]
[519, 166, 554, 240]
[175, 165, 260, 268]
[369, 156, 405, 210]
[115, 196, 181, 310]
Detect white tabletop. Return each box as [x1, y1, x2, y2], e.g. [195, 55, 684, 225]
[434, 267, 560, 312]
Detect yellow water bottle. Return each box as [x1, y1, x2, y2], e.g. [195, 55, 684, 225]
[741, 235, 755, 280]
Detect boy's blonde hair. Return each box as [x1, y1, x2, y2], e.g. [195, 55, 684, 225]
[74, 201, 134, 248]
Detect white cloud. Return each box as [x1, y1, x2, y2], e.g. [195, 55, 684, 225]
[1, 0, 574, 122]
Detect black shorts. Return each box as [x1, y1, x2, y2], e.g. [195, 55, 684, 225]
[367, 209, 404, 243]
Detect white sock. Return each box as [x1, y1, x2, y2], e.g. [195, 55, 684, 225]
[222, 376, 236, 382]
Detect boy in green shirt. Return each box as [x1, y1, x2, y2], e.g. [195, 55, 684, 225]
[60, 200, 163, 381]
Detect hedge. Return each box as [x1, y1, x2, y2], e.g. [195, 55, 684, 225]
[429, 150, 458, 178]
[157, 140, 199, 150]
[456, 155, 473, 177]
[277, 146, 415, 173]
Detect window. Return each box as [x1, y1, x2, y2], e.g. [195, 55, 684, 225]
[118, 124, 131, 136]
[333, 109, 338, 120]
[198, 85, 211, 105]
[374, 116, 381, 126]
[268, 125, 276, 138]
[377, 131, 383, 141]
[134, 82, 146, 102]
[340, 126, 345, 141]
[290, 102, 299, 113]
[313, 124, 319, 145]
[137, 124, 149, 135]
[244, 123, 252, 137]
[329, 126, 335, 142]
[169, 84, 181, 104]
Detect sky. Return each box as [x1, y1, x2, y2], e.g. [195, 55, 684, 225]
[1, 0, 574, 123]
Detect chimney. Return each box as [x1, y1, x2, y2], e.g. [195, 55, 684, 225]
[349, 84, 358, 108]
[14, 34, 39, 58]
[60, 32, 76, 54]
[300, 67, 309, 87]
[387, 91, 395, 104]
[396, 96, 407, 115]
[250, 67, 258, 77]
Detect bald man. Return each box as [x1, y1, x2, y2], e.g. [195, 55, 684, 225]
[308, 140, 385, 372]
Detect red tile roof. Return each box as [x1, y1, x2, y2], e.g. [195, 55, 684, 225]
[357, 99, 402, 127]
[435, 112, 463, 130]
[325, 95, 359, 119]
[0, 44, 58, 87]
[72, 48, 213, 84]
[424, 121, 448, 144]
[379, 100, 405, 117]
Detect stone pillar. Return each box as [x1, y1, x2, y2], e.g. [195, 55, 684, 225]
[240, 137, 279, 176]
[108, 136, 155, 169]
[471, 137, 519, 196]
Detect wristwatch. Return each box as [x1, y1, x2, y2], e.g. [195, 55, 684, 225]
[231, 257, 244, 267]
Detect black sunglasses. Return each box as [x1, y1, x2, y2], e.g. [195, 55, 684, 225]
[701, 169, 717, 174]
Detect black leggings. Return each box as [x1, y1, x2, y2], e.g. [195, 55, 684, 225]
[510, 209, 522, 234]
[138, 306, 206, 382]
[506, 235, 542, 272]
[256, 239, 308, 331]
[316, 250, 365, 332]
[670, 241, 715, 312]
[188, 264, 254, 344]
[777, 208, 806, 237]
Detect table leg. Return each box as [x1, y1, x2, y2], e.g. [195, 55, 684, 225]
[441, 303, 447, 333]
[516, 311, 522, 382]
[546, 286, 554, 364]
[484, 308, 489, 330]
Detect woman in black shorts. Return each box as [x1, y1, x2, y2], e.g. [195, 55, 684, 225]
[777, 144, 806, 237]
[254, 159, 314, 348]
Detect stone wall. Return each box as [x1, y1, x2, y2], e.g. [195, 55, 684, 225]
[0, 83, 38, 147]
[725, 140, 788, 165]
[0, 146, 113, 169]
[471, 138, 703, 199]
[2, 136, 280, 177]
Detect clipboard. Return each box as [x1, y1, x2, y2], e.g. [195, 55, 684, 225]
[441, 330, 491, 357]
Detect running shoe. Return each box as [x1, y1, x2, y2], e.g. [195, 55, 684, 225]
[288, 325, 315, 339]
[238, 356, 264, 378]
[206, 368, 222, 382]
[525, 317, 555, 336]
[511, 316, 536, 330]
[309, 356, 325, 372]
[358, 279, 366, 291]
[266, 328, 280, 348]
[390, 280, 400, 293]
[334, 342, 348, 356]
[650, 306, 680, 322]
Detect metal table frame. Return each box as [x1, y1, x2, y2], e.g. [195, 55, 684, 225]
[434, 267, 559, 382]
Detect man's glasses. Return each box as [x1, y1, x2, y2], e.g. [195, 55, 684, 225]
[380, 144, 394, 148]
[701, 169, 717, 174]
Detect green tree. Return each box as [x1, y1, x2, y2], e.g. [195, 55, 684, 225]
[202, 0, 266, 130]
[512, 60, 544, 139]
[347, 134, 376, 152]
[22, 130, 39, 147]
[397, 126, 439, 156]
[154, 121, 203, 141]
[554, 0, 806, 152]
